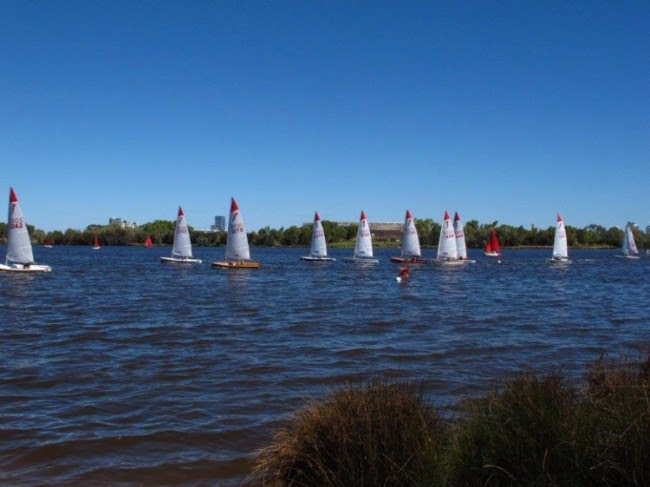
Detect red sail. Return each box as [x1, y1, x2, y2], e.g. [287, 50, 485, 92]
[144, 236, 153, 247]
[93, 236, 100, 247]
[489, 228, 501, 253]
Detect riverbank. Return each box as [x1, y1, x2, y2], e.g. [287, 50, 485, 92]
[248, 355, 650, 486]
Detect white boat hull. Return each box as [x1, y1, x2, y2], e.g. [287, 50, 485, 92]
[547, 257, 571, 265]
[615, 254, 640, 259]
[484, 252, 500, 257]
[429, 258, 475, 265]
[0, 263, 51, 273]
[300, 256, 336, 261]
[342, 256, 379, 264]
[160, 256, 202, 264]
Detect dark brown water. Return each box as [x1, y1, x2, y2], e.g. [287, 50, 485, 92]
[1, 246, 649, 485]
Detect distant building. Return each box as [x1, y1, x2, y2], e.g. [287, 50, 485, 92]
[109, 217, 138, 229]
[211, 215, 226, 232]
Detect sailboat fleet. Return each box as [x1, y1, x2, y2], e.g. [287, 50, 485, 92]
[2, 187, 648, 274]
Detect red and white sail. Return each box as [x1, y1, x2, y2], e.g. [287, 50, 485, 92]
[309, 212, 328, 258]
[225, 197, 251, 261]
[401, 209, 421, 258]
[353, 210, 374, 258]
[6, 187, 34, 265]
[437, 210, 458, 260]
[552, 214, 568, 260]
[172, 206, 193, 258]
[453, 211, 467, 259]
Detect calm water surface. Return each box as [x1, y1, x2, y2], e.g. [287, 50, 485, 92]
[1, 246, 649, 484]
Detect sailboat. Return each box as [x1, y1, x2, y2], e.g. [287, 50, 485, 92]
[212, 197, 261, 268]
[616, 222, 640, 259]
[547, 213, 570, 264]
[144, 235, 153, 248]
[160, 206, 202, 264]
[301, 212, 335, 261]
[0, 187, 51, 273]
[92, 235, 101, 250]
[430, 210, 463, 265]
[390, 209, 426, 263]
[342, 211, 379, 263]
[453, 211, 475, 263]
[484, 228, 501, 257]
[43, 237, 53, 248]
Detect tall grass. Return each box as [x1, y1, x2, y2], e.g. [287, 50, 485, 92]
[248, 380, 445, 486]
[250, 356, 650, 486]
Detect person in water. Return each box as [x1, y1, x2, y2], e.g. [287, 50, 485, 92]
[398, 266, 409, 279]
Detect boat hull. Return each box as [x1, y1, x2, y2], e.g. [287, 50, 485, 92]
[0, 263, 51, 273]
[160, 256, 203, 264]
[212, 261, 261, 269]
[390, 257, 427, 264]
[615, 254, 640, 259]
[484, 252, 500, 257]
[429, 258, 475, 266]
[342, 257, 379, 264]
[300, 256, 336, 261]
[547, 258, 571, 265]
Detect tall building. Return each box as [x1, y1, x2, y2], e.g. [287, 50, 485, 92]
[211, 215, 226, 232]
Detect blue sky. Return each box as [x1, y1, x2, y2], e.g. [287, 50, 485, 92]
[2, 1, 648, 232]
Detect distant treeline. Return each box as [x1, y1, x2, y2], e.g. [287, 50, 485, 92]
[0, 219, 647, 249]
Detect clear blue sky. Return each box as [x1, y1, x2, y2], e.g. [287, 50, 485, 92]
[2, 1, 648, 232]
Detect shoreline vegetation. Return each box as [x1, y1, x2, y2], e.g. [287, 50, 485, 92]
[1, 219, 647, 250]
[247, 355, 650, 486]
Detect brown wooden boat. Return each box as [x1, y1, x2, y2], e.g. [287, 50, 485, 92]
[211, 260, 261, 269]
[390, 256, 427, 264]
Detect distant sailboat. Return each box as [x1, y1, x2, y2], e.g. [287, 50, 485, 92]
[390, 209, 426, 263]
[0, 187, 51, 273]
[547, 213, 570, 264]
[484, 228, 501, 257]
[453, 212, 475, 263]
[343, 211, 379, 263]
[616, 222, 640, 259]
[301, 212, 335, 261]
[430, 210, 463, 265]
[160, 206, 202, 264]
[43, 237, 53, 248]
[212, 198, 261, 268]
[144, 235, 153, 248]
[92, 235, 101, 250]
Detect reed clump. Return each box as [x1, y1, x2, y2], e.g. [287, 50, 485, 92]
[250, 356, 650, 486]
[248, 380, 445, 486]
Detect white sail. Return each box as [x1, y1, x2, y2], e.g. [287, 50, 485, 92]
[401, 209, 421, 258]
[171, 206, 193, 258]
[623, 222, 639, 256]
[437, 210, 458, 260]
[453, 211, 467, 259]
[354, 210, 373, 258]
[309, 212, 328, 257]
[552, 214, 568, 259]
[6, 187, 35, 265]
[225, 197, 251, 261]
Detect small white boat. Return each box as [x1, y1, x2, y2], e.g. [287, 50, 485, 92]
[0, 187, 51, 273]
[615, 222, 640, 259]
[301, 212, 335, 262]
[43, 238, 53, 249]
[160, 206, 202, 264]
[390, 209, 426, 264]
[484, 228, 501, 257]
[429, 210, 464, 265]
[92, 235, 101, 250]
[547, 213, 571, 264]
[343, 210, 379, 264]
[212, 198, 261, 268]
